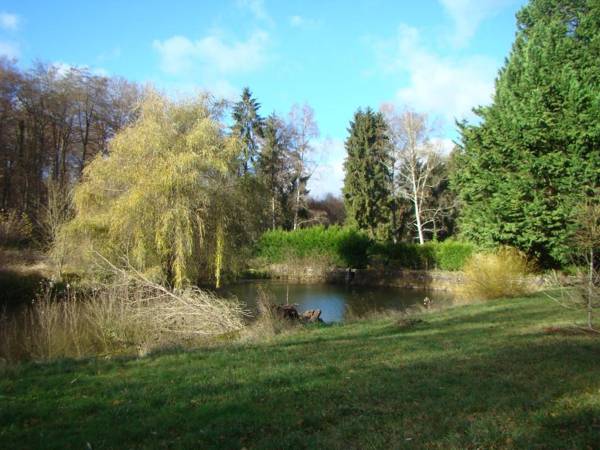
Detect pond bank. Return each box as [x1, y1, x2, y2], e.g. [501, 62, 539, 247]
[259, 264, 465, 291]
[221, 281, 454, 322]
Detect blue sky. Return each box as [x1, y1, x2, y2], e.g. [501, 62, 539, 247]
[0, 0, 527, 196]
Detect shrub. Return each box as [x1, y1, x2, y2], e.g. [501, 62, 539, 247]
[244, 286, 292, 339]
[433, 240, 476, 271]
[461, 246, 534, 300]
[368, 240, 475, 271]
[0, 273, 248, 362]
[256, 228, 474, 272]
[369, 242, 432, 269]
[256, 226, 371, 268]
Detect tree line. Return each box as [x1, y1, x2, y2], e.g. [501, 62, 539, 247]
[343, 0, 599, 268]
[0, 60, 345, 286]
[2, 0, 598, 284]
[343, 105, 457, 245]
[0, 59, 141, 219]
[0, 60, 343, 241]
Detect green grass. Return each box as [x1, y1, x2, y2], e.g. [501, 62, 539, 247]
[1, 293, 600, 449]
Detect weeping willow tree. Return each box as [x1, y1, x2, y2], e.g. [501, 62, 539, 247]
[59, 91, 240, 288]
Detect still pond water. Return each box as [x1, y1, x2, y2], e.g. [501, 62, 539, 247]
[221, 281, 455, 323]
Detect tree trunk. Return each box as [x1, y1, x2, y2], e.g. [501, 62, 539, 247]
[271, 195, 276, 231]
[411, 172, 424, 245]
[214, 221, 224, 289]
[293, 182, 301, 231]
[80, 115, 90, 176]
[588, 248, 594, 330]
[390, 157, 397, 243]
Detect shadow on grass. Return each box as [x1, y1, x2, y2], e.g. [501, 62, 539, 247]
[2, 305, 600, 449]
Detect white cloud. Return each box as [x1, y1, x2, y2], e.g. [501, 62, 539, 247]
[97, 47, 121, 63]
[53, 62, 73, 77]
[147, 79, 239, 103]
[0, 41, 19, 58]
[205, 79, 239, 101]
[439, 0, 515, 46]
[91, 67, 109, 77]
[431, 137, 457, 155]
[290, 15, 304, 27]
[0, 12, 19, 31]
[51, 61, 109, 78]
[153, 30, 270, 76]
[374, 24, 497, 124]
[309, 139, 346, 197]
[236, 0, 272, 24]
[290, 15, 319, 29]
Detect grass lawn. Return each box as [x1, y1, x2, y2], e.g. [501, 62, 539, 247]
[1, 292, 600, 449]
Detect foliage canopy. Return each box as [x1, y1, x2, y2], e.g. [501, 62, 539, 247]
[343, 108, 393, 241]
[453, 0, 600, 266]
[61, 91, 240, 288]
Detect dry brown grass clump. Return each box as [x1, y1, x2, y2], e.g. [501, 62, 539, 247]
[240, 286, 297, 341]
[461, 246, 534, 301]
[0, 273, 249, 363]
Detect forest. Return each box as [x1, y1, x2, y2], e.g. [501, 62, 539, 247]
[1, 0, 599, 447]
[0, 0, 598, 318]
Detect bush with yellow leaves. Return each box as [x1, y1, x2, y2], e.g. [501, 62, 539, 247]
[461, 246, 534, 300]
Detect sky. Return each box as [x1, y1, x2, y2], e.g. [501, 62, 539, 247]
[0, 0, 527, 197]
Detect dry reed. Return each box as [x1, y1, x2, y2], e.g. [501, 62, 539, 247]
[460, 246, 534, 300]
[0, 271, 249, 363]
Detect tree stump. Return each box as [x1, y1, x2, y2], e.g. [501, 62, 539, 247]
[271, 304, 300, 320]
[269, 304, 322, 323]
[301, 309, 322, 323]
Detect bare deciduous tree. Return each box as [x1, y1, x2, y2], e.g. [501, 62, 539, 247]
[288, 103, 319, 230]
[0, 60, 141, 232]
[546, 194, 599, 332]
[574, 196, 600, 330]
[381, 104, 445, 244]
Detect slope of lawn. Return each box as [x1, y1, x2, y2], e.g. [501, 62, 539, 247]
[1, 293, 600, 449]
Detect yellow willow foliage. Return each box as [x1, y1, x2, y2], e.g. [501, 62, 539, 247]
[60, 91, 238, 288]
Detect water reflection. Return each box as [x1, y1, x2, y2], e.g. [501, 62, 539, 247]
[221, 281, 454, 323]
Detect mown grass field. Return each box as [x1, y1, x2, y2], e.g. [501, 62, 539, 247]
[1, 293, 599, 449]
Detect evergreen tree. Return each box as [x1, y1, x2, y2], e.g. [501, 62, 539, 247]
[257, 114, 293, 230]
[231, 87, 264, 175]
[343, 108, 392, 240]
[453, 0, 600, 266]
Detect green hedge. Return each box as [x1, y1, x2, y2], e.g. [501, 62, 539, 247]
[369, 240, 475, 271]
[369, 242, 433, 270]
[432, 240, 476, 271]
[256, 227, 475, 271]
[256, 226, 371, 268]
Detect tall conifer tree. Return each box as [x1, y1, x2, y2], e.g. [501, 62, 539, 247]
[453, 0, 600, 265]
[257, 114, 292, 230]
[343, 108, 392, 240]
[232, 87, 264, 175]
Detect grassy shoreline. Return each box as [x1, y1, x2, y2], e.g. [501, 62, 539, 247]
[2, 292, 599, 449]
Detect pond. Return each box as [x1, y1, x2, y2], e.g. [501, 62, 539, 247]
[221, 281, 455, 323]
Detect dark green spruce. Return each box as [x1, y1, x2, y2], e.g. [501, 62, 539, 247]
[452, 0, 600, 266]
[343, 108, 393, 240]
[232, 87, 265, 175]
[257, 114, 293, 230]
